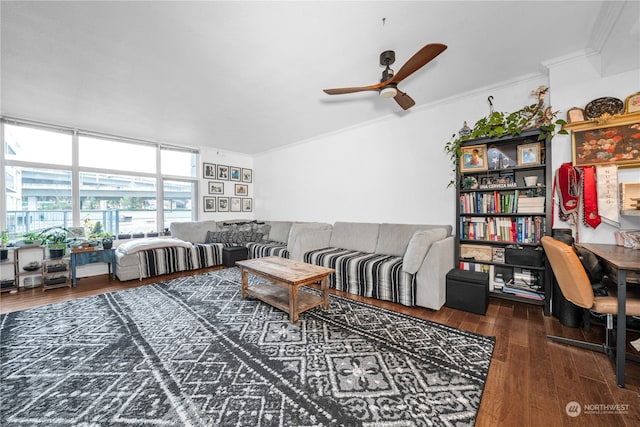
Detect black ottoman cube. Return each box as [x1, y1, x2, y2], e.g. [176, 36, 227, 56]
[445, 269, 489, 315]
[222, 246, 248, 267]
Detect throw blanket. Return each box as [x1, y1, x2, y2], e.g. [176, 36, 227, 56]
[304, 247, 416, 306]
[116, 237, 193, 254]
[137, 243, 224, 278]
[246, 241, 290, 259]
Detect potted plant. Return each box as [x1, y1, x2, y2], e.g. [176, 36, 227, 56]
[0, 230, 9, 261]
[146, 230, 159, 238]
[132, 231, 145, 238]
[40, 228, 68, 259]
[21, 231, 41, 246]
[91, 232, 114, 249]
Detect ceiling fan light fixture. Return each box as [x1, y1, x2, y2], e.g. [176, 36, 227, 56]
[380, 86, 397, 98]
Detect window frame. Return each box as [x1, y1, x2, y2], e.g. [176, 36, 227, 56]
[1, 117, 199, 234]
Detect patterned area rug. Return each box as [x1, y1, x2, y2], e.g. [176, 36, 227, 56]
[1, 268, 495, 426]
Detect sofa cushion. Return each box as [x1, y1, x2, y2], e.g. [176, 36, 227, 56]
[403, 228, 448, 274]
[304, 247, 415, 306]
[170, 220, 217, 243]
[329, 222, 380, 253]
[375, 224, 422, 256]
[252, 222, 271, 241]
[267, 221, 293, 243]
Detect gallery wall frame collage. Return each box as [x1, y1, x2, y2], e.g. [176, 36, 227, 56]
[202, 163, 253, 213]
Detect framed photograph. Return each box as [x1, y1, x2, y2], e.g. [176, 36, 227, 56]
[242, 198, 253, 212]
[517, 143, 540, 166]
[235, 184, 248, 196]
[625, 92, 640, 114]
[217, 197, 229, 212]
[203, 163, 216, 179]
[203, 196, 216, 212]
[67, 227, 86, 238]
[216, 165, 229, 180]
[230, 197, 241, 212]
[566, 107, 585, 123]
[460, 144, 488, 172]
[208, 181, 224, 194]
[230, 166, 241, 182]
[571, 114, 640, 167]
[242, 168, 253, 183]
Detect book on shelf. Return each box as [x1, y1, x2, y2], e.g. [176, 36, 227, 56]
[502, 280, 544, 301]
[460, 216, 545, 244]
[516, 196, 545, 214]
[459, 261, 490, 273]
[492, 247, 505, 263]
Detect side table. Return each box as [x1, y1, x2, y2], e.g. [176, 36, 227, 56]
[70, 248, 116, 287]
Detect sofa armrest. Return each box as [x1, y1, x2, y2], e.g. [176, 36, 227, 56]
[415, 235, 454, 310]
[289, 229, 332, 261]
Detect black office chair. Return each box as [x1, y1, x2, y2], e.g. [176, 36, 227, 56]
[541, 236, 640, 359]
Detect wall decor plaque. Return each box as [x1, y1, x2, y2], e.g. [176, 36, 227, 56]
[584, 97, 624, 119]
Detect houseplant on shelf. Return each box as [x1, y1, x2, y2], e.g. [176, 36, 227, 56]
[40, 228, 68, 259]
[443, 86, 567, 186]
[0, 231, 9, 261]
[21, 231, 41, 246]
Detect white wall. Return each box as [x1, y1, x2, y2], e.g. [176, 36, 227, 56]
[198, 147, 254, 221]
[548, 53, 640, 243]
[253, 74, 548, 226]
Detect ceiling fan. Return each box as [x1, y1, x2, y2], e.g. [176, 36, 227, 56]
[323, 43, 447, 110]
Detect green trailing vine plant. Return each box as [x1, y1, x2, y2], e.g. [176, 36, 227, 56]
[444, 86, 568, 187]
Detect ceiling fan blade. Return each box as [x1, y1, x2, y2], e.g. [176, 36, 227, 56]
[393, 90, 415, 110]
[323, 86, 379, 95]
[389, 43, 447, 84]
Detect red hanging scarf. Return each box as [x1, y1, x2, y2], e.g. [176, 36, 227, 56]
[553, 162, 601, 230]
[581, 165, 601, 228]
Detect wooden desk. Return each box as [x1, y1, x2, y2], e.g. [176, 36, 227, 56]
[577, 243, 640, 387]
[70, 249, 116, 287]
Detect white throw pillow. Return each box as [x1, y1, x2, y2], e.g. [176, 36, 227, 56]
[403, 229, 447, 274]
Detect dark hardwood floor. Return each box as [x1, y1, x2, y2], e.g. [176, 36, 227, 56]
[2, 269, 639, 426]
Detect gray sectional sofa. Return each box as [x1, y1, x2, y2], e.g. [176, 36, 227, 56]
[114, 219, 453, 311]
[301, 222, 453, 310]
[114, 220, 330, 281]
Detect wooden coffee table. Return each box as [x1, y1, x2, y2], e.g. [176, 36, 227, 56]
[236, 256, 335, 322]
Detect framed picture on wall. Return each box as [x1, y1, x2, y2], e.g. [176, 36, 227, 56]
[230, 197, 241, 212]
[242, 198, 253, 212]
[208, 181, 224, 194]
[235, 184, 248, 196]
[625, 91, 640, 113]
[230, 166, 241, 182]
[203, 196, 216, 212]
[242, 168, 253, 183]
[460, 144, 488, 172]
[566, 107, 585, 123]
[217, 197, 229, 212]
[216, 165, 229, 180]
[203, 163, 216, 179]
[571, 114, 640, 167]
[517, 142, 540, 166]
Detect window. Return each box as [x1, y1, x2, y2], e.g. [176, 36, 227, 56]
[5, 167, 72, 238]
[161, 147, 196, 177]
[79, 135, 156, 173]
[4, 123, 71, 166]
[2, 119, 199, 237]
[163, 180, 195, 229]
[80, 172, 157, 235]
[3, 124, 73, 239]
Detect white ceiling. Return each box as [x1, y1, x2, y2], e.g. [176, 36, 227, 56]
[1, 1, 638, 154]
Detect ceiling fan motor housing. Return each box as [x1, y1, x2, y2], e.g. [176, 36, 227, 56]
[380, 50, 395, 66]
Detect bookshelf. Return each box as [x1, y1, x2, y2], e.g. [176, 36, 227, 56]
[454, 128, 552, 315]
